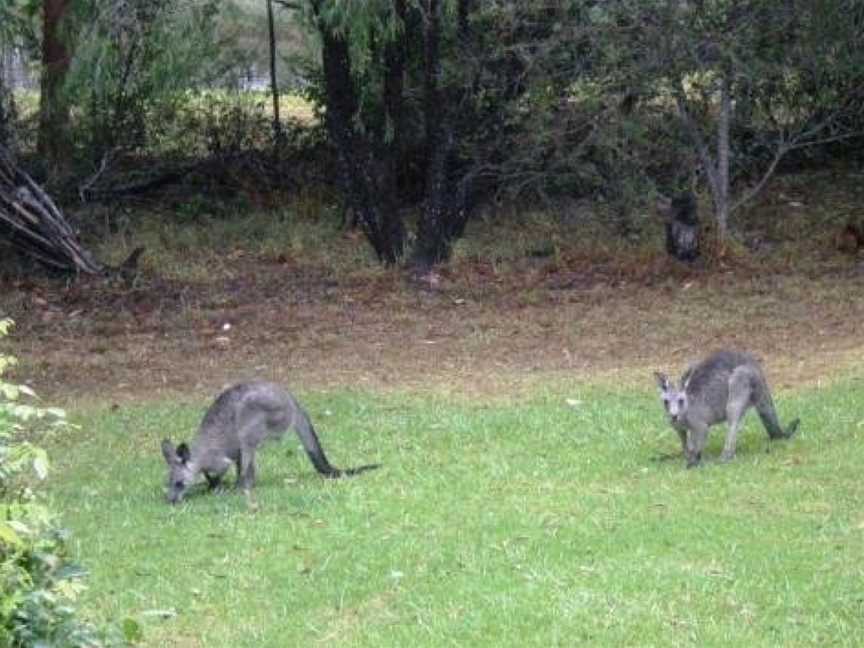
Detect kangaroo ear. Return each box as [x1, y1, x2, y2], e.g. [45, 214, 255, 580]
[176, 442, 191, 464]
[654, 372, 670, 391]
[161, 439, 176, 464]
[680, 367, 694, 390]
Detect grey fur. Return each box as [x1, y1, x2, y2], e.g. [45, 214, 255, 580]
[160, 381, 377, 504]
[660, 192, 700, 262]
[654, 350, 799, 468]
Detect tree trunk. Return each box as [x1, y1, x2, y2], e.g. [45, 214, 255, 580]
[0, 65, 13, 150]
[266, 0, 283, 147]
[411, 0, 471, 268]
[38, 0, 72, 166]
[314, 5, 405, 264]
[675, 75, 731, 251]
[412, 0, 447, 267]
[714, 75, 732, 246]
[383, 0, 407, 197]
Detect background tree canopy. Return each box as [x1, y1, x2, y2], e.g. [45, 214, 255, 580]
[0, 0, 862, 271]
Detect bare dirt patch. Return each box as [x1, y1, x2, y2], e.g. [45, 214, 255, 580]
[3, 245, 863, 407]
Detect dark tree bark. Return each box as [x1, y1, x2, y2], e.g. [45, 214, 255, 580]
[266, 0, 283, 146]
[0, 67, 13, 150]
[412, 0, 450, 266]
[411, 0, 471, 268]
[310, 0, 477, 268]
[314, 4, 405, 264]
[38, 0, 72, 165]
[383, 0, 407, 197]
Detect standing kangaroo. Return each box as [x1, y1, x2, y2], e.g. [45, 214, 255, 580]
[160, 381, 378, 504]
[654, 350, 800, 468]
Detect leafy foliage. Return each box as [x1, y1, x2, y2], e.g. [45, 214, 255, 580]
[1, 0, 862, 265]
[0, 319, 128, 647]
[64, 0, 225, 160]
[590, 0, 864, 235]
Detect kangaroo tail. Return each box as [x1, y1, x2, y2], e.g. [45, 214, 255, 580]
[783, 417, 801, 439]
[294, 408, 341, 476]
[294, 408, 381, 479]
[337, 463, 382, 478]
[755, 382, 798, 440]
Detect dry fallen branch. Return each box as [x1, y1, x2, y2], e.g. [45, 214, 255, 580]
[0, 145, 103, 275]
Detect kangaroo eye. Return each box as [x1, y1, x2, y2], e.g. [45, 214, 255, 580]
[662, 399, 670, 410]
[174, 480, 185, 489]
[678, 398, 685, 407]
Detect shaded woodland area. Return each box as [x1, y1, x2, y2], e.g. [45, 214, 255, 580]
[0, 0, 863, 274]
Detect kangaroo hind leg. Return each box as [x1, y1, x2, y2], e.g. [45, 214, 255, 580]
[721, 368, 755, 462]
[754, 388, 798, 440]
[686, 423, 709, 468]
[238, 447, 258, 492]
[676, 428, 688, 457]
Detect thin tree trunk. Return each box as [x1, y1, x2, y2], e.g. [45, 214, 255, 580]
[423, 0, 443, 160]
[0, 57, 7, 149]
[383, 0, 407, 196]
[675, 78, 729, 250]
[715, 75, 732, 245]
[266, 0, 282, 146]
[39, 0, 72, 165]
[412, 0, 447, 267]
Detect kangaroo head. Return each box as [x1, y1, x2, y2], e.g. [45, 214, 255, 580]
[161, 439, 196, 504]
[654, 371, 689, 425]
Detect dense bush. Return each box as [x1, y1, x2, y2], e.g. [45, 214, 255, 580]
[0, 319, 126, 647]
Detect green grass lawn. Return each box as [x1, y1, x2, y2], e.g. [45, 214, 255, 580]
[45, 379, 864, 647]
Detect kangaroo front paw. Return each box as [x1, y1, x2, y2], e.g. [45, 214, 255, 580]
[719, 451, 736, 463]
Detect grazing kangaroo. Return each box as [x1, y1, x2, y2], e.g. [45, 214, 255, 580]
[654, 350, 799, 468]
[160, 381, 378, 504]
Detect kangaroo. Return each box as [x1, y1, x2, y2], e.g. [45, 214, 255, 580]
[654, 350, 799, 468]
[657, 192, 700, 262]
[160, 381, 378, 504]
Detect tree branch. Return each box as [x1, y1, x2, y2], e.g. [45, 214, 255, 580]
[730, 128, 864, 215]
[674, 84, 720, 201]
[0, 144, 103, 274]
[729, 143, 788, 215]
[271, 0, 303, 10]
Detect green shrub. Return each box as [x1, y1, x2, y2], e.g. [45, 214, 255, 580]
[0, 319, 128, 647]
